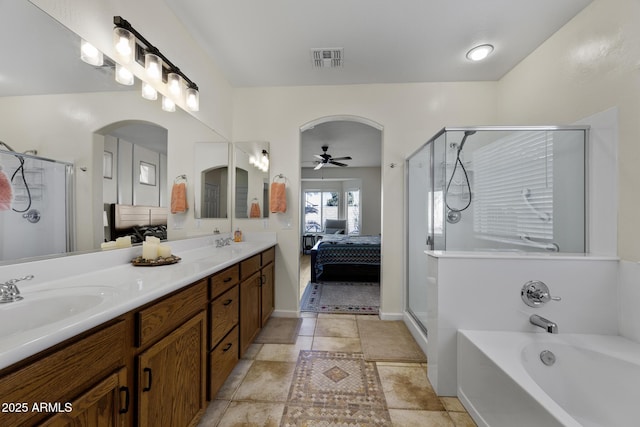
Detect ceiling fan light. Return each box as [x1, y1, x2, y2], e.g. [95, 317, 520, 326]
[466, 44, 494, 61]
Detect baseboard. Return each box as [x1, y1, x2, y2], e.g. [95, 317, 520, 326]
[379, 311, 404, 321]
[403, 311, 429, 359]
[272, 309, 299, 318]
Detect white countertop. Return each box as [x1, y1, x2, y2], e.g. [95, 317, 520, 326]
[0, 233, 276, 371]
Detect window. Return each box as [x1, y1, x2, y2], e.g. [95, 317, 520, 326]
[346, 189, 360, 234]
[304, 191, 339, 233]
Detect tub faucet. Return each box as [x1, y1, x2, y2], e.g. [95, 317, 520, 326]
[529, 314, 558, 334]
[0, 275, 33, 303]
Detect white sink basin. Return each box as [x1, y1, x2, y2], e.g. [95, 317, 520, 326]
[0, 287, 118, 338]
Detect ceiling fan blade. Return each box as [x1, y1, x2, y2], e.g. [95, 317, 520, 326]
[330, 160, 348, 167]
[330, 156, 352, 161]
[314, 162, 324, 170]
[313, 154, 325, 160]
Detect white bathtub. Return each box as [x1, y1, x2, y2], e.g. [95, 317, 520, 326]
[457, 330, 640, 427]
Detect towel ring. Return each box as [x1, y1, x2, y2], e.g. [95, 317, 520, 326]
[174, 174, 187, 183]
[272, 173, 288, 184]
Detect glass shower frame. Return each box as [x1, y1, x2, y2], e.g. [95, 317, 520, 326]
[405, 126, 589, 334]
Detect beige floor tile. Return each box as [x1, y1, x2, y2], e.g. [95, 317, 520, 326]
[216, 359, 254, 400]
[242, 343, 263, 360]
[311, 336, 362, 352]
[196, 400, 229, 427]
[389, 409, 454, 427]
[441, 396, 467, 412]
[317, 313, 356, 319]
[377, 365, 445, 410]
[255, 336, 313, 362]
[315, 317, 359, 338]
[234, 360, 296, 402]
[216, 401, 285, 427]
[298, 317, 317, 335]
[449, 411, 478, 427]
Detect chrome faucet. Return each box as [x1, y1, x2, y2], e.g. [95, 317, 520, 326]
[0, 275, 34, 303]
[529, 314, 558, 334]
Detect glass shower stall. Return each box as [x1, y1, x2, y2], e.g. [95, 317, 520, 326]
[406, 126, 588, 333]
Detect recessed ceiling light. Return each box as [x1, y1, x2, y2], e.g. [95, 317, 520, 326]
[466, 44, 494, 61]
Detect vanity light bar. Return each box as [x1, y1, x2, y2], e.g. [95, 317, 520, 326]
[111, 16, 200, 112]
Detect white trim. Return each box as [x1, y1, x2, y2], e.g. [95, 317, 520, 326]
[300, 115, 383, 132]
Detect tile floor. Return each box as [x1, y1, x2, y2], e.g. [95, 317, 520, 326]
[197, 313, 476, 427]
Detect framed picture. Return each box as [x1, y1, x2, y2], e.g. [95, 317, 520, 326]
[103, 151, 113, 179]
[139, 161, 156, 186]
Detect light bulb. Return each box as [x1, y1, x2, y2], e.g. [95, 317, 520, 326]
[185, 87, 199, 111]
[115, 63, 134, 85]
[80, 40, 103, 66]
[145, 53, 162, 82]
[113, 28, 135, 64]
[141, 82, 157, 100]
[162, 95, 176, 112]
[167, 73, 182, 97]
[466, 44, 494, 61]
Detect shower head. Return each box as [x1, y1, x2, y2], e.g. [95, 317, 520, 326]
[458, 130, 476, 153]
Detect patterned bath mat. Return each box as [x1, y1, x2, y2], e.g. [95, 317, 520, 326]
[280, 351, 391, 426]
[300, 282, 379, 314]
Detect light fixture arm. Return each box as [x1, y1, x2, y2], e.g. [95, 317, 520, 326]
[113, 16, 199, 91]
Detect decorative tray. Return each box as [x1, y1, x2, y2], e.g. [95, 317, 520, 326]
[131, 255, 181, 267]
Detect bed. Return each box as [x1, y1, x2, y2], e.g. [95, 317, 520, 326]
[106, 203, 168, 243]
[310, 235, 381, 282]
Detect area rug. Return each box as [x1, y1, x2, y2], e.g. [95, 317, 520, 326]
[254, 317, 303, 344]
[280, 351, 391, 426]
[300, 281, 379, 314]
[357, 318, 427, 363]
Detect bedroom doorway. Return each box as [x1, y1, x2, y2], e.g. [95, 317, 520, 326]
[298, 116, 383, 313]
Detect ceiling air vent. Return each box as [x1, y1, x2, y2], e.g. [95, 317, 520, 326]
[311, 48, 344, 68]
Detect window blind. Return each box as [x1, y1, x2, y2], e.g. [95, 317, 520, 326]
[473, 131, 554, 242]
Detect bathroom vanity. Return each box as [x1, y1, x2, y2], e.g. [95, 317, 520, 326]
[0, 235, 276, 426]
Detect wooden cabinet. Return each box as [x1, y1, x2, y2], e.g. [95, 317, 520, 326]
[40, 367, 129, 427]
[0, 320, 127, 427]
[239, 247, 276, 357]
[137, 312, 206, 427]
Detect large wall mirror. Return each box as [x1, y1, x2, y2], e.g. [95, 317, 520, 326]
[0, 1, 230, 264]
[234, 142, 270, 219]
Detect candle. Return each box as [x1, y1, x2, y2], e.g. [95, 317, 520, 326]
[158, 244, 171, 258]
[115, 236, 132, 248]
[142, 242, 159, 260]
[101, 241, 117, 250]
[145, 236, 161, 244]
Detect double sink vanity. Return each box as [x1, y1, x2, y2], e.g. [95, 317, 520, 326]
[0, 233, 276, 426]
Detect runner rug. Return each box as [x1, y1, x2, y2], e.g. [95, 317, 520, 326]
[280, 351, 391, 426]
[300, 281, 379, 314]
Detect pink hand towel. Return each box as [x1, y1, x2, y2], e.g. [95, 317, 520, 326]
[270, 182, 287, 213]
[250, 201, 261, 218]
[0, 167, 12, 211]
[171, 182, 188, 214]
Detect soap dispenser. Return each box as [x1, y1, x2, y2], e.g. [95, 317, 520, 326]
[234, 227, 243, 242]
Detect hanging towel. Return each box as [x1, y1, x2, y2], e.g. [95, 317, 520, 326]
[270, 182, 287, 213]
[171, 182, 188, 214]
[0, 166, 12, 211]
[249, 200, 261, 218]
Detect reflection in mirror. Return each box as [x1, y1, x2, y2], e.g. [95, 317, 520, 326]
[194, 142, 230, 219]
[234, 142, 270, 219]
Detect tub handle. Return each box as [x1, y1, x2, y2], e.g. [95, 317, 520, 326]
[521, 280, 561, 307]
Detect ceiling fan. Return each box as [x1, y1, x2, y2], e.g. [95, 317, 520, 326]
[313, 145, 352, 170]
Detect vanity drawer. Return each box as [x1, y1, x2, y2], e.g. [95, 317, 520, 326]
[262, 247, 275, 266]
[137, 280, 207, 348]
[240, 254, 261, 280]
[209, 285, 239, 349]
[210, 264, 239, 299]
[0, 320, 126, 427]
[208, 325, 239, 399]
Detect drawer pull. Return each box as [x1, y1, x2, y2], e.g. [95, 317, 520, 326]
[223, 299, 233, 306]
[260, 275, 266, 286]
[222, 343, 233, 352]
[119, 386, 130, 414]
[143, 367, 153, 392]
[223, 277, 233, 283]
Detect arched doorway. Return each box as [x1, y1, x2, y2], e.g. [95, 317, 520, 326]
[298, 115, 383, 313]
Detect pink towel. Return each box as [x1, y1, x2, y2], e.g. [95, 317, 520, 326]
[270, 182, 287, 213]
[0, 168, 12, 211]
[171, 182, 188, 214]
[249, 201, 261, 218]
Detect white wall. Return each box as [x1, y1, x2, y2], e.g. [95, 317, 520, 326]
[233, 83, 498, 317]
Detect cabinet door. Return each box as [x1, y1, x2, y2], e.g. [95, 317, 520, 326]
[39, 367, 129, 427]
[138, 312, 206, 427]
[260, 261, 274, 325]
[239, 272, 262, 356]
